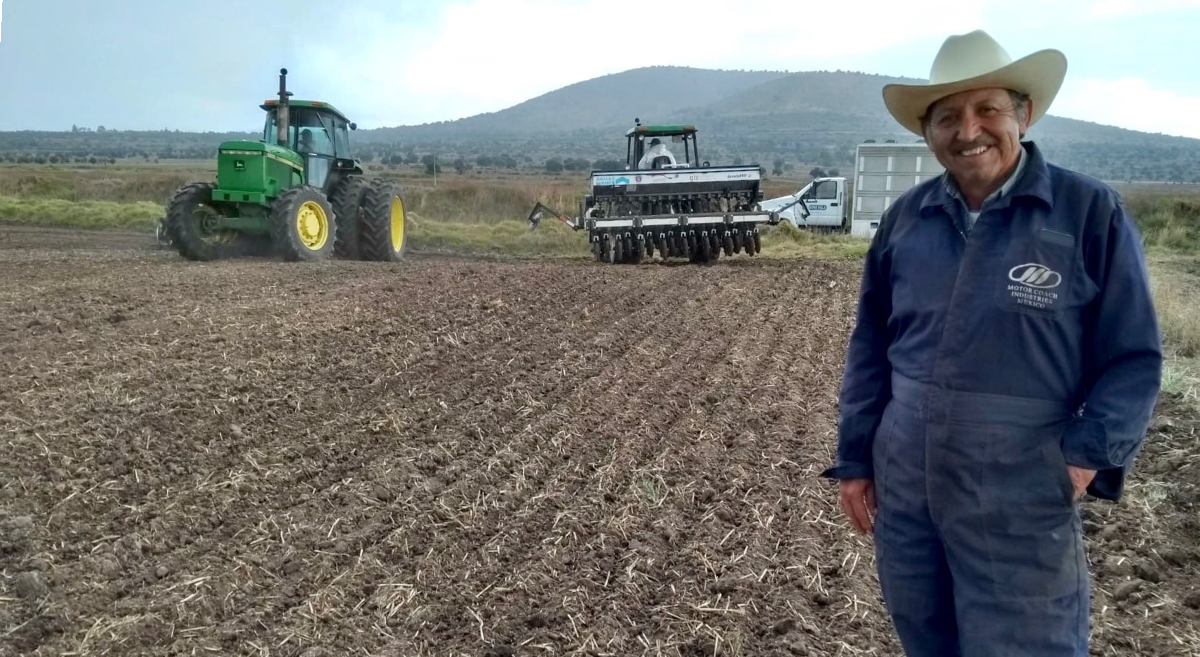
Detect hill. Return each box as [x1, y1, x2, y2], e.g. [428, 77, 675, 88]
[369, 66, 793, 139]
[1, 67, 1198, 183]
[359, 67, 1200, 182]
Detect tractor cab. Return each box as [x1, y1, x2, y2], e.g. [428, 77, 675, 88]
[625, 120, 706, 170]
[261, 98, 360, 191]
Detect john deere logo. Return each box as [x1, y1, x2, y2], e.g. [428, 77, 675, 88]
[1008, 263, 1062, 289]
[234, 160, 246, 171]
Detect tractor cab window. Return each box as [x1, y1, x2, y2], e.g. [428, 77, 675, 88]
[331, 119, 351, 159]
[636, 134, 689, 169]
[263, 108, 334, 156]
[290, 110, 334, 157]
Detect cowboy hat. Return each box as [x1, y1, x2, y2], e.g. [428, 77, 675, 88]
[882, 29, 1067, 136]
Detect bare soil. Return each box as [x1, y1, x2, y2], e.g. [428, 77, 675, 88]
[1, 226, 1197, 657]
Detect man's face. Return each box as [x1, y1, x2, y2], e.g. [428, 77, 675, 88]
[924, 87, 1031, 194]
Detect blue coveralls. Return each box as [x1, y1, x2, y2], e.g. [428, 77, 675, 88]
[822, 141, 1163, 656]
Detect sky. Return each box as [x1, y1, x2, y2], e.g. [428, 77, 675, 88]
[0, 0, 1198, 138]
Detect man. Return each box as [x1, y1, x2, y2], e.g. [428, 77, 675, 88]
[297, 128, 316, 154]
[638, 137, 676, 169]
[822, 30, 1162, 656]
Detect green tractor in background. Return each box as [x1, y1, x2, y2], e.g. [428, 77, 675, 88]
[166, 68, 406, 262]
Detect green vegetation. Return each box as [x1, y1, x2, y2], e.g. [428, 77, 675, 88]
[1, 166, 1195, 262]
[1129, 196, 1200, 253]
[0, 196, 162, 230]
[0, 165, 203, 203]
[1149, 254, 1200, 406]
[412, 219, 586, 257]
[759, 221, 870, 260]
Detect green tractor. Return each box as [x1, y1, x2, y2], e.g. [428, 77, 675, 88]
[166, 68, 406, 262]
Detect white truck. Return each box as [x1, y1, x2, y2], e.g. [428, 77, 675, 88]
[759, 176, 849, 232]
[761, 141, 944, 239]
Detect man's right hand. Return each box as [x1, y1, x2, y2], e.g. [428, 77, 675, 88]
[839, 478, 876, 534]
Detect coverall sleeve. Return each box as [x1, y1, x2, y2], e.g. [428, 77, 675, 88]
[1062, 198, 1163, 501]
[821, 224, 893, 480]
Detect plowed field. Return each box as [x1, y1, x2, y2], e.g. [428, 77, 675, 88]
[2, 226, 1198, 657]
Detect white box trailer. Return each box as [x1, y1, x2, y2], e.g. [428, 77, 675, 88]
[850, 141, 943, 239]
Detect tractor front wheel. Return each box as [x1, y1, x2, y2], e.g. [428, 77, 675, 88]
[167, 182, 262, 261]
[359, 179, 407, 262]
[271, 186, 337, 262]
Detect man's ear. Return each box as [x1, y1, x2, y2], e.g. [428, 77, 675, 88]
[1020, 98, 1034, 138]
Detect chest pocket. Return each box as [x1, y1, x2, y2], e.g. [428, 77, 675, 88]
[994, 227, 1097, 320]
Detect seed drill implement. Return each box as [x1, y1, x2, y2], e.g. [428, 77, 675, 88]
[527, 120, 782, 264]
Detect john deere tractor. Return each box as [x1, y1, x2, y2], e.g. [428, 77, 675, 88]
[166, 68, 406, 262]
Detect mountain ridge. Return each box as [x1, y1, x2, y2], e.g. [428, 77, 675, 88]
[1, 66, 1197, 182]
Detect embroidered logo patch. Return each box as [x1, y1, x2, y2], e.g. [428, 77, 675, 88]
[1008, 263, 1062, 289]
[1006, 263, 1062, 311]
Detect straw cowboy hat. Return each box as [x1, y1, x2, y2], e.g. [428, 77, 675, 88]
[883, 29, 1068, 136]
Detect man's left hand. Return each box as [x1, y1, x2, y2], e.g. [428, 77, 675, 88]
[1067, 465, 1096, 501]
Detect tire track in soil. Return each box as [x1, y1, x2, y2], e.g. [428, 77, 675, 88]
[0, 233, 876, 657]
[637, 260, 896, 657]
[448, 260, 876, 657]
[7, 229, 1200, 657]
[0, 257, 561, 647]
[509, 263, 822, 657]
[0, 251, 825, 657]
[4, 261, 708, 654]
[256, 265, 747, 653]
[375, 264, 808, 655]
[69, 261, 719, 653]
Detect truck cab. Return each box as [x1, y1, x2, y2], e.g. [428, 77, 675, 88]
[760, 177, 848, 230]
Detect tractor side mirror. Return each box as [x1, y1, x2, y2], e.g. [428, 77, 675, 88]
[349, 122, 357, 131]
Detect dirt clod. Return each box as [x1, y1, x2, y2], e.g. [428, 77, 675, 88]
[709, 577, 738, 595]
[1113, 580, 1142, 601]
[14, 571, 50, 600]
[1135, 561, 1163, 583]
[1184, 591, 1200, 609]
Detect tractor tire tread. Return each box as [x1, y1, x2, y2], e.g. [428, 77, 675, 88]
[329, 175, 369, 260]
[167, 182, 264, 261]
[359, 179, 407, 262]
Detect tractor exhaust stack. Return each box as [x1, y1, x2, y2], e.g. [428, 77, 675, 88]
[276, 68, 293, 148]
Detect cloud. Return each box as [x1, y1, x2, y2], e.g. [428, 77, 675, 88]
[308, 0, 987, 127]
[292, 0, 1200, 138]
[1051, 77, 1200, 139]
[1088, 0, 1200, 17]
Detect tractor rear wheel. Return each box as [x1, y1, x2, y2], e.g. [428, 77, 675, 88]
[359, 179, 408, 262]
[329, 175, 369, 260]
[167, 182, 263, 261]
[270, 185, 337, 262]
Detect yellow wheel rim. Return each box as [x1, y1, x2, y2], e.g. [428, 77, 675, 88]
[390, 196, 405, 252]
[296, 200, 329, 250]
